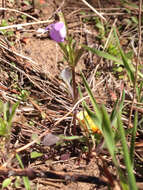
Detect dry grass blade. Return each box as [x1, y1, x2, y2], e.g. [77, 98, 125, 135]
[0, 20, 53, 30]
[81, 0, 106, 22]
[0, 7, 39, 21]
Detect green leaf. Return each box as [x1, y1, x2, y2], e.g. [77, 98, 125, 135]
[131, 16, 138, 24]
[0, 19, 8, 27]
[31, 134, 40, 145]
[113, 28, 135, 83]
[100, 105, 116, 163]
[14, 177, 21, 188]
[8, 101, 19, 125]
[83, 44, 143, 79]
[0, 100, 4, 113]
[130, 111, 138, 165]
[60, 135, 83, 141]
[16, 154, 31, 190]
[30, 151, 43, 159]
[0, 118, 7, 136]
[136, 81, 143, 101]
[2, 178, 12, 189]
[58, 42, 68, 60]
[16, 154, 24, 169]
[117, 112, 137, 190]
[96, 22, 105, 31]
[22, 176, 31, 190]
[83, 45, 123, 64]
[81, 73, 102, 120]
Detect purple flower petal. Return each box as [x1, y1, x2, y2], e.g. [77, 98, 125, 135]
[47, 22, 66, 43]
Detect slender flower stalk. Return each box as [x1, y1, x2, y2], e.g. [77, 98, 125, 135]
[46, 21, 84, 134]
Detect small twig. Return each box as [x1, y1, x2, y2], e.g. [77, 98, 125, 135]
[0, 19, 53, 30]
[32, 0, 35, 11]
[2, 0, 6, 18]
[81, 0, 106, 22]
[0, 8, 39, 21]
[0, 58, 52, 98]
[29, 97, 52, 122]
[0, 42, 37, 68]
[128, 0, 142, 128]
[72, 66, 78, 134]
[34, 179, 61, 188]
[0, 168, 107, 186]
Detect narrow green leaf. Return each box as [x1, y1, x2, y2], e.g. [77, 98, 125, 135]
[60, 135, 83, 141]
[74, 48, 84, 66]
[81, 73, 102, 120]
[16, 154, 31, 190]
[0, 100, 4, 113]
[83, 44, 143, 79]
[83, 45, 123, 64]
[117, 113, 137, 190]
[16, 154, 24, 169]
[0, 118, 7, 136]
[110, 89, 125, 126]
[30, 151, 43, 159]
[8, 101, 19, 125]
[58, 42, 68, 60]
[22, 176, 31, 190]
[130, 111, 138, 165]
[100, 105, 116, 163]
[110, 98, 119, 125]
[2, 178, 12, 189]
[113, 28, 135, 83]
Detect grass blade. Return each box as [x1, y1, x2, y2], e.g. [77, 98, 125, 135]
[130, 110, 138, 165]
[16, 154, 31, 190]
[8, 101, 19, 125]
[81, 73, 101, 120]
[110, 90, 125, 125]
[100, 105, 116, 164]
[113, 28, 135, 83]
[83, 45, 123, 64]
[117, 113, 137, 190]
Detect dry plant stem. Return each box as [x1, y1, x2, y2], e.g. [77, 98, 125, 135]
[2, 0, 6, 18]
[0, 19, 53, 30]
[72, 66, 77, 135]
[81, 0, 106, 22]
[32, 0, 35, 11]
[0, 58, 51, 98]
[128, 0, 142, 128]
[0, 8, 39, 21]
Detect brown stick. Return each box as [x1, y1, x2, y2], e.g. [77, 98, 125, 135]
[0, 167, 107, 186]
[2, 0, 6, 18]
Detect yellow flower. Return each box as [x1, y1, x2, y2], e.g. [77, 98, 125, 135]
[77, 110, 100, 134]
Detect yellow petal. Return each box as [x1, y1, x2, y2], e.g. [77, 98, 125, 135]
[77, 111, 100, 133]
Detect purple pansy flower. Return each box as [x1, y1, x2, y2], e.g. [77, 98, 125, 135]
[46, 22, 66, 43]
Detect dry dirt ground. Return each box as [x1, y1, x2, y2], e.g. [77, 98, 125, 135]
[0, 0, 142, 190]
